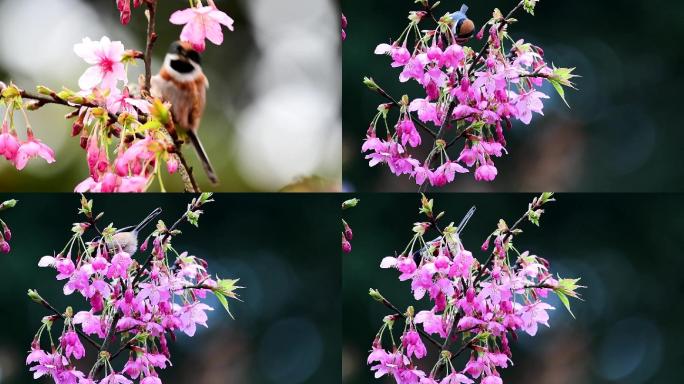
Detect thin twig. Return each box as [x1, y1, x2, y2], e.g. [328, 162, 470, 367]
[378, 295, 443, 350]
[472, 199, 543, 288]
[142, 0, 158, 93]
[375, 87, 437, 138]
[34, 295, 103, 351]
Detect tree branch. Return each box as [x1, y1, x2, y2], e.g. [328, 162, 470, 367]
[472, 198, 543, 288]
[142, 0, 158, 94]
[32, 294, 103, 351]
[376, 294, 443, 350]
[374, 87, 437, 139]
[16, 88, 200, 193]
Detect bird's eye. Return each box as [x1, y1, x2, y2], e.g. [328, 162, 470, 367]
[187, 50, 202, 65]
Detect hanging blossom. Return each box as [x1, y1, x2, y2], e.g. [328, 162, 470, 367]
[367, 193, 584, 384]
[116, 0, 143, 25]
[170, 0, 235, 52]
[361, 0, 577, 188]
[0, 199, 17, 254]
[26, 194, 242, 383]
[0, 84, 56, 171]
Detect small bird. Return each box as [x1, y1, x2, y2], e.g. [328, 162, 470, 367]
[151, 41, 218, 184]
[451, 4, 475, 40]
[106, 207, 162, 255]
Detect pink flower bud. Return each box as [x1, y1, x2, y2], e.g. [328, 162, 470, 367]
[0, 240, 10, 254]
[341, 233, 352, 253]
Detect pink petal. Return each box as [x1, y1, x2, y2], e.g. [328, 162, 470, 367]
[78, 66, 104, 90]
[209, 9, 234, 30]
[169, 8, 197, 25]
[204, 20, 224, 45]
[73, 38, 99, 64]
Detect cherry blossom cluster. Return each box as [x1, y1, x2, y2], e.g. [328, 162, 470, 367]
[26, 194, 241, 383]
[361, 0, 577, 188]
[0, 198, 17, 254]
[367, 193, 583, 384]
[0, 0, 234, 192]
[341, 198, 360, 253]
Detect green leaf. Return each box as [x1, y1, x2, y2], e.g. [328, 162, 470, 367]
[554, 290, 575, 319]
[213, 291, 234, 319]
[548, 78, 569, 108]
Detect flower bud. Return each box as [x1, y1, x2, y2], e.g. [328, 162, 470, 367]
[342, 220, 353, 241]
[27, 289, 44, 304]
[2, 221, 11, 240]
[363, 77, 379, 91]
[0, 199, 17, 209]
[0, 240, 9, 254]
[341, 233, 352, 253]
[368, 288, 384, 302]
[341, 198, 360, 210]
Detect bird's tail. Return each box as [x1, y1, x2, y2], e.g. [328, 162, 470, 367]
[133, 207, 163, 234]
[186, 130, 219, 185]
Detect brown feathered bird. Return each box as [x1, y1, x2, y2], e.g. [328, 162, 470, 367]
[151, 41, 218, 184]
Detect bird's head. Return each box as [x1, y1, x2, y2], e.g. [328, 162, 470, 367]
[166, 41, 203, 74]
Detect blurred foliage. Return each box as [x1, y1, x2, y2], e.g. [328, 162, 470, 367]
[343, 193, 683, 383]
[342, 0, 684, 192]
[0, 193, 340, 384]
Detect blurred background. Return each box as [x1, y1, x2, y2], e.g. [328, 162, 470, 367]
[342, 0, 684, 192]
[0, 193, 340, 383]
[0, 0, 341, 192]
[343, 194, 683, 383]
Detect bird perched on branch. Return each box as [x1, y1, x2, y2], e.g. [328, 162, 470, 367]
[451, 4, 475, 40]
[151, 41, 218, 184]
[106, 207, 162, 255]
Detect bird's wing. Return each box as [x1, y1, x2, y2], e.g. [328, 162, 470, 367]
[151, 76, 193, 130]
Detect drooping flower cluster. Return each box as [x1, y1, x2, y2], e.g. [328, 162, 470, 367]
[1, 0, 235, 192]
[367, 194, 583, 384]
[0, 83, 56, 171]
[361, 0, 577, 188]
[341, 198, 360, 253]
[26, 194, 241, 383]
[0, 199, 17, 254]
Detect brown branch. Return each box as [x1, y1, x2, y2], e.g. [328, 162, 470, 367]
[33, 295, 103, 351]
[449, 335, 478, 362]
[17, 88, 200, 193]
[374, 87, 437, 139]
[142, 0, 158, 94]
[377, 295, 443, 350]
[471, 198, 544, 288]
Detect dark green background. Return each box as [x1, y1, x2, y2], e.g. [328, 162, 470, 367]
[0, 193, 340, 384]
[343, 194, 682, 383]
[342, 0, 684, 192]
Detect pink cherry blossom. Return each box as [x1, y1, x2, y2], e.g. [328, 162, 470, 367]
[0, 122, 20, 162]
[170, 5, 235, 52]
[367, 195, 581, 384]
[59, 331, 85, 360]
[361, 1, 575, 188]
[116, 0, 143, 25]
[73, 36, 126, 91]
[14, 135, 56, 170]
